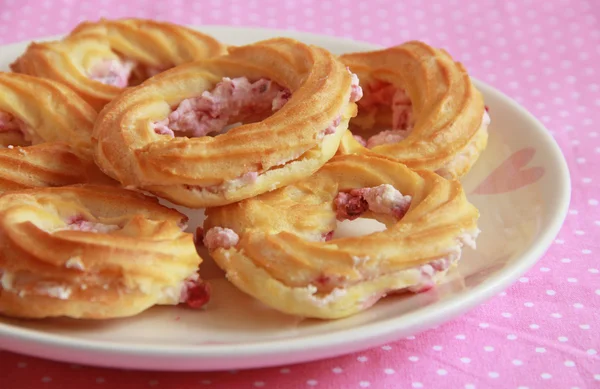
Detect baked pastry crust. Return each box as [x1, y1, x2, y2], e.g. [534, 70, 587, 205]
[0, 185, 205, 319]
[338, 41, 489, 179]
[0, 72, 113, 193]
[93, 38, 361, 208]
[10, 18, 227, 110]
[204, 154, 480, 319]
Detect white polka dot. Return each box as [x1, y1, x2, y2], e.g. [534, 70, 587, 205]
[530, 324, 540, 329]
[357, 356, 368, 362]
[589, 200, 598, 206]
[583, 249, 592, 254]
[546, 290, 556, 296]
[596, 290, 600, 295]
[359, 381, 370, 388]
[408, 356, 419, 362]
[558, 336, 568, 342]
[484, 346, 494, 352]
[479, 322, 489, 328]
[465, 385, 475, 389]
[595, 374, 600, 381]
[541, 373, 552, 380]
[460, 357, 471, 364]
[307, 379, 318, 386]
[551, 313, 562, 318]
[405, 335, 416, 340]
[501, 312, 512, 318]
[555, 239, 564, 244]
[574, 303, 584, 308]
[437, 369, 448, 376]
[253, 382, 265, 388]
[590, 268, 599, 274]
[384, 368, 395, 375]
[577, 157, 586, 164]
[41, 377, 52, 383]
[519, 277, 529, 283]
[524, 302, 534, 307]
[332, 367, 343, 374]
[455, 334, 466, 340]
[412, 383, 423, 388]
[512, 359, 523, 366]
[507, 334, 518, 340]
[280, 368, 290, 374]
[561, 258, 571, 263]
[488, 372, 499, 378]
[564, 360, 575, 367]
[540, 267, 550, 272]
[580, 324, 590, 330]
[587, 349, 597, 355]
[568, 277, 578, 283]
[583, 177, 593, 183]
[536, 347, 546, 353]
[517, 387, 529, 389]
[433, 345, 443, 351]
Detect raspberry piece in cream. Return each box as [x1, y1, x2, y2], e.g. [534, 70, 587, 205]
[59, 215, 120, 234]
[334, 184, 412, 221]
[180, 276, 211, 309]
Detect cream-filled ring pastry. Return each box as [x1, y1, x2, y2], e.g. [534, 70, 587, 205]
[93, 38, 362, 208]
[10, 18, 226, 110]
[338, 41, 490, 179]
[0, 73, 114, 192]
[203, 154, 480, 319]
[0, 185, 208, 319]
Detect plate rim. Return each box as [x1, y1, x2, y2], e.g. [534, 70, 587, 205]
[0, 26, 571, 367]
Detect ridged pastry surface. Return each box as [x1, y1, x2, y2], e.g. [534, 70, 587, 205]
[10, 18, 227, 110]
[339, 41, 489, 178]
[204, 154, 480, 319]
[0, 185, 204, 319]
[93, 38, 360, 208]
[0, 73, 114, 192]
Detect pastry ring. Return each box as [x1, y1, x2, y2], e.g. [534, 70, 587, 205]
[338, 41, 490, 179]
[93, 38, 362, 208]
[0, 185, 208, 319]
[0, 72, 113, 193]
[203, 154, 480, 319]
[10, 18, 227, 110]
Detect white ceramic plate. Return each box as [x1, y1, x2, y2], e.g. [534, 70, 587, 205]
[0, 27, 570, 371]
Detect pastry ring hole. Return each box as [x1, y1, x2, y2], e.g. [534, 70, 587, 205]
[351, 79, 414, 149]
[151, 76, 292, 139]
[0, 111, 37, 148]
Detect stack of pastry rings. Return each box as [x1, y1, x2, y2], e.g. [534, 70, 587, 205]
[338, 41, 490, 179]
[0, 72, 114, 193]
[204, 154, 480, 319]
[92, 38, 362, 208]
[10, 18, 227, 110]
[0, 185, 207, 319]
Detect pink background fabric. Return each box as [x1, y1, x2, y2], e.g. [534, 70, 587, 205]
[1, 0, 599, 388]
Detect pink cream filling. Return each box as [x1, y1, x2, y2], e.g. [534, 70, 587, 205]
[334, 184, 412, 221]
[203, 227, 240, 251]
[58, 216, 120, 234]
[152, 77, 291, 138]
[88, 59, 136, 88]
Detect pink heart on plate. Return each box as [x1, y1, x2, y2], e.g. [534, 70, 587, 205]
[471, 148, 545, 195]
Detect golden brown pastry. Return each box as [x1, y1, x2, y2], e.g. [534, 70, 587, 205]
[0, 185, 208, 319]
[0, 72, 113, 193]
[338, 41, 490, 179]
[92, 38, 363, 208]
[10, 18, 227, 110]
[203, 154, 480, 319]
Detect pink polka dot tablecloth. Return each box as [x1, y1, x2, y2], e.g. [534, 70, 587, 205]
[1, 0, 599, 388]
